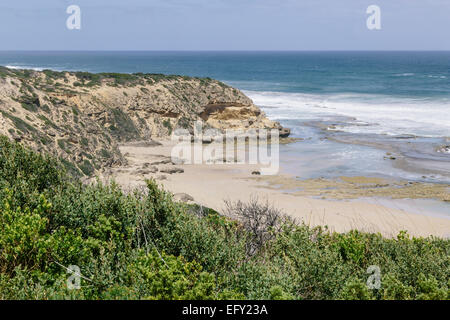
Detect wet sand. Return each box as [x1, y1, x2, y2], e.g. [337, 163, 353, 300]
[251, 175, 450, 201]
[101, 140, 450, 239]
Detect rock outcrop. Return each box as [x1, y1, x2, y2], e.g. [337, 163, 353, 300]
[0, 67, 288, 176]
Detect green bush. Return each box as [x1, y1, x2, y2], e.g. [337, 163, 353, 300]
[79, 159, 95, 176]
[128, 250, 218, 300]
[162, 119, 173, 134]
[0, 136, 65, 210]
[0, 137, 448, 300]
[336, 230, 366, 264]
[339, 279, 372, 300]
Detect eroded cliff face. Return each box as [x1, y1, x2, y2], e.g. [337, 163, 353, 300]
[0, 67, 287, 176]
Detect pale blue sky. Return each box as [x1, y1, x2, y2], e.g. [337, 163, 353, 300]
[0, 0, 449, 50]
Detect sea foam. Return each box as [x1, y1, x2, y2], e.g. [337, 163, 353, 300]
[245, 90, 450, 138]
[5, 65, 45, 71]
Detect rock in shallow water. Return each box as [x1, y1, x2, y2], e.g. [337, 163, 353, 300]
[436, 145, 450, 154]
[279, 127, 291, 138]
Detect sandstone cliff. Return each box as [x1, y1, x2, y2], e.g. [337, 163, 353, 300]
[0, 67, 288, 176]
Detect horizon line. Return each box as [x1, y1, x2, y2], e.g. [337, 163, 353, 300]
[1, 50, 450, 53]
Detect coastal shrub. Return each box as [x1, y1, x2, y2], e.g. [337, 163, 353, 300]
[156, 204, 247, 273]
[40, 104, 51, 113]
[37, 114, 57, 129]
[268, 224, 351, 299]
[60, 158, 81, 177]
[415, 273, 448, 300]
[223, 259, 296, 300]
[0, 192, 90, 279]
[99, 148, 110, 158]
[338, 278, 372, 300]
[0, 193, 53, 275]
[42, 69, 65, 80]
[381, 274, 414, 300]
[162, 119, 173, 134]
[17, 94, 40, 112]
[0, 137, 448, 300]
[127, 250, 218, 300]
[224, 198, 287, 256]
[21, 102, 38, 112]
[336, 230, 367, 264]
[107, 108, 140, 141]
[80, 137, 89, 147]
[79, 159, 95, 176]
[0, 136, 65, 210]
[57, 139, 66, 150]
[0, 111, 37, 134]
[176, 117, 191, 129]
[269, 286, 295, 300]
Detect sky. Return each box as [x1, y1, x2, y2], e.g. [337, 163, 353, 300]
[0, 0, 449, 51]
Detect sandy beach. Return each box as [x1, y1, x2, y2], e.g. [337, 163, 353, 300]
[101, 140, 450, 238]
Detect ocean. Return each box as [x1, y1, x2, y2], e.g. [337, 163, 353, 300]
[1, 51, 449, 182]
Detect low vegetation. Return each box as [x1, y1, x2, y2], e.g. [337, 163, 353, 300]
[0, 136, 448, 300]
[0, 66, 227, 88]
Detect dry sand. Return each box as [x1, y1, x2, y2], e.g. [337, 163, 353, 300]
[102, 140, 450, 238]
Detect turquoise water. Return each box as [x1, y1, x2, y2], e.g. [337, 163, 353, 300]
[1, 51, 449, 96]
[1, 51, 449, 181]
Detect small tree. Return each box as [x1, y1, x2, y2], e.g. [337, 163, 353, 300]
[224, 197, 290, 256]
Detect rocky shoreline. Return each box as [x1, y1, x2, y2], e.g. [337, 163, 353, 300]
[297, 116, 450, 183]
[0, 66, 289, 176]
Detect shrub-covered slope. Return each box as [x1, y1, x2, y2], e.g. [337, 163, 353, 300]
[0, 137, 448, 300]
